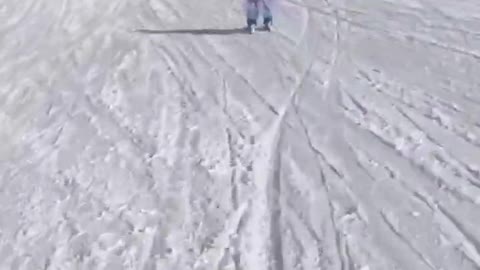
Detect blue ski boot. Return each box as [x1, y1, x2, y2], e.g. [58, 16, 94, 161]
[263, 17, 272, 31]
[263, 6, 273, 31]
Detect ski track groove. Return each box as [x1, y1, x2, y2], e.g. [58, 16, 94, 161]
[264, 7, 339, 264]
[2, 0, 480, 269]
[139, 7, 265, 268]
[292, 97, 344, 269]
[153, 40, 248, 141]
[341, 141, 435, 270]
[288, 4, 350, 266]
[355, 68, 480, 151]
[184, 40, 258, 139]
[226, 128, 240, 211]
[351, 73, 480, 186]
[379, 211, 437, 270]
[81, 89, 155, 159]
[78, 101, 161, 212]
[344, 116, 480, 268]
[291, 2, 480, 61]
[284, 219, 307, 269]
[242, 35, 318, 267]
[284, 190, 323, 247]
[435, 204, 480, 267]
[221, 80, 248, 140]
[320, 0, 342, 100]
[225, 129, 245, 270]
[341, 81, 480, 205]
[248, 87, 294, 270]
[268, 129, 285, 270]
[410, 188, 480, 268]
[150, 34, 280, 140]
[174, 33, 282, 119]
[395, 107, 480, 191]
[204, 43, 280, 117]
[145, 8, 293, 268]
[148, 43, 213, 124]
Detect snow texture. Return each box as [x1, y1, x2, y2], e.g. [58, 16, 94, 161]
[1, 0, 480, 269]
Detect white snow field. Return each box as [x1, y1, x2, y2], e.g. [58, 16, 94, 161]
[1, 0, 480, 269]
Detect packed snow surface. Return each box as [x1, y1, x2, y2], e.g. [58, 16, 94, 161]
[1, 0, 480, 269]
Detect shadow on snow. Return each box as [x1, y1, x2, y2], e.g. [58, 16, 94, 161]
[134, 28, 249, 36]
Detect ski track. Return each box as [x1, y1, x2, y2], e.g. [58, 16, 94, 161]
[1, 0, 480, 269]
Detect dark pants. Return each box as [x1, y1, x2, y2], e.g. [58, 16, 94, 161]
[246, 1, 272, 27]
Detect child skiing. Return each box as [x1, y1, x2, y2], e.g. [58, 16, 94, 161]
[245, 0, 273, 33]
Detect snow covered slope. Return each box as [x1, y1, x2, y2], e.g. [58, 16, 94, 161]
[1, 0, 480, 269]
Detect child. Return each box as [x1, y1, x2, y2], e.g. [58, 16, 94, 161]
[245, 0, 273, 33]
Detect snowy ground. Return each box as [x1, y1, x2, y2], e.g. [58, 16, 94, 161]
[1, 0, 480, 269]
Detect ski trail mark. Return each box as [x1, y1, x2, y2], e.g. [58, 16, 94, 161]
[380, 211, 436, 270]
[321, 0, 342, 101]
[193, 202, 249, 269]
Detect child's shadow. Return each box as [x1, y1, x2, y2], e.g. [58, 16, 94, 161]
[134, 28, 249, 36]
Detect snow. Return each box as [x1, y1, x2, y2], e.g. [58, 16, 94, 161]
[1, 0, 480, 269]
